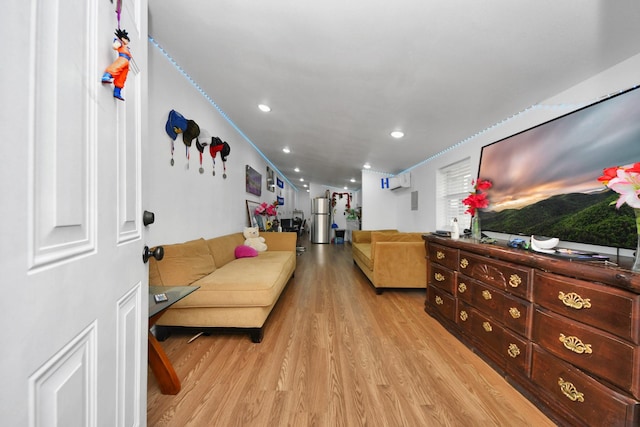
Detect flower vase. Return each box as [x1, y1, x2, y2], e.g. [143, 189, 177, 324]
[633, 209, 640, 272]
[471, 215, 481, 240]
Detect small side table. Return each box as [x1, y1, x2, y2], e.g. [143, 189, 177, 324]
[148, 285, 199, 395]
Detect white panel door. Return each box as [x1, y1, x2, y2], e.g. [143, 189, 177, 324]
[1, 1, 148, 426]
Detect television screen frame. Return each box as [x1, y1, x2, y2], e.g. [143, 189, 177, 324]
[477, 85, 640, 251]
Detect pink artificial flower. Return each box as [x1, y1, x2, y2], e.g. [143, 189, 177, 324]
[605, 166, 640, 209]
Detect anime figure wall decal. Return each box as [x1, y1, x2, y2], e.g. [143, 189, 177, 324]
[101, 28, 131, 101]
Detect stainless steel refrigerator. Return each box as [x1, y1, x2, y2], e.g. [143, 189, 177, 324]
[311, 197, 331, 244]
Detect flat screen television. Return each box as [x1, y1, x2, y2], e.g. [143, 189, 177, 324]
[477, 85, 640, 251]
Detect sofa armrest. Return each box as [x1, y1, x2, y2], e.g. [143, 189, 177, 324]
[262, 232, 297, 252]
[372, 241, 427, 287]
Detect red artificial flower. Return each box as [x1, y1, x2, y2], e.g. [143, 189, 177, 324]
[597, 166, 619, 185]
[462, 178, 492, 216]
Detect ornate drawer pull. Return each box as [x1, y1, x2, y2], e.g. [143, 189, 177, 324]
[507, 343, 520, 358]
[458, 282, 467, 293]
[509, 307, 521, 319]
[559, 334, 592, 354]
[558, 378, 584, 402]
[435, 296, 443, 305]
[558, 291, 591, 310]
[482, 322, 492, 332]
[459, 310, 468, 321]
[508, 274, 522, 288]
[460, 258, 469, 269]
[482, 290, 492, 300]
[434, 273, 445, 282]
[436, 250, 445, 260]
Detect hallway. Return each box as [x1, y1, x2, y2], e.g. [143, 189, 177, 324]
[147, 239, 555, 426]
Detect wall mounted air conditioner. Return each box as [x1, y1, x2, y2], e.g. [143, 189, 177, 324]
[389, 173, 411, 190]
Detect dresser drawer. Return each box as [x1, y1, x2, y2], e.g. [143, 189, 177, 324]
[458, 251, 532, 299]
[427, 285, 456, 323]
[468, 277, 504, 316]
[504, 328, 530, 377]
[534, 271, 640, 344]
[531, 345, 640, 427]
[502, 292, 531, 338]
[467, 307, 505, 370]
[533, 308, 639, 399]
[428, 243, 459, 270]
[455, 274, 473, 304]
[429, 263, 456, 294]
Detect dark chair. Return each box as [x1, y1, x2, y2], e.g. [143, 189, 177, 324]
[280, 218, 296, 232]
[295, 218, 306, 253]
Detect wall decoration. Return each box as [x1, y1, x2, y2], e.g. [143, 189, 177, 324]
[246, 165, 261, 196]
[277, 177, 284, 189]
[266, 166, 275, 192]
[101, 28, 132, 101]
[277, 196, 284, 206]
[245, 200, 262, 229]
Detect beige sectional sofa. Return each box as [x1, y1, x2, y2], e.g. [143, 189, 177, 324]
[148, 232, 297, 342]
[351, 230, 427, 293]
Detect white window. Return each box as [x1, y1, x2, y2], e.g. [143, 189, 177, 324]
[436, 158, 472, 230]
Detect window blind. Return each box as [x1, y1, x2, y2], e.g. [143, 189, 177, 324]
[436, 158, 472, 230]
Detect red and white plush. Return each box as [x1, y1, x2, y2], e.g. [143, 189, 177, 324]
[243, 227, 267, 252]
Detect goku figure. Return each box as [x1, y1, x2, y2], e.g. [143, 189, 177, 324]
[101, 29, 131, 101]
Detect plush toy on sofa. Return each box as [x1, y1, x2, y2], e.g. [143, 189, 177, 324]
[243, 227, 267, 252]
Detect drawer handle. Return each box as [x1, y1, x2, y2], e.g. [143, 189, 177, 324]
[558, 291, 592, 310]
[558, 378, 584, 403]
[458, 282, 467, 293]
[434, 273, 446, 282]
[435, 296, 444, 305]
[509, 307, 521, 319]
[460, 258, 469, 269]
[482, 322, 492, 332]
[559, 334, 592, 354]
[507, 343, 520, 358]
[459, 310, 468, 321]
[436, 251, 445, 260]
[508, 274, 522, 288]
[482, 290, 492, 300]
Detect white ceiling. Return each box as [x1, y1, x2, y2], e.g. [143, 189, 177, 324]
[148, 1, 640, 190]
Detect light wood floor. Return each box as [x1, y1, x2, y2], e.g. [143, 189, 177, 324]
[147, 238, 556, 427]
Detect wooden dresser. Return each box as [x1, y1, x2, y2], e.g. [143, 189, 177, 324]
[423, 234, 640, 427]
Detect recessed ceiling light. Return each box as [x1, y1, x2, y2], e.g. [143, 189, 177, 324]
[299, 178, 304, 182]
[350, 178, 356, 183]
[344, 186, 348, 190]
[258, 104, 271, 112]
[294, 167, 300, 172]
[282, 147, 291, 153]
[303, 184, 308, 188]
[391, 130, 404, 139]
[363, 163, 371, 169]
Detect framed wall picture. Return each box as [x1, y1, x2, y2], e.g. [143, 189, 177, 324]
[246, 200, 263, 229]
[246, 165, 261, 196]
[266, 166, 275, 192]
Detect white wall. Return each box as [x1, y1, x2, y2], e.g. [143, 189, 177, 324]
[145, 45, 298, 246]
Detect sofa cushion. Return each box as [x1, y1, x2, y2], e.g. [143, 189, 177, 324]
[370, 231, 415, 260]
[179, 251, 296, 308]
[235, 245, 258, 258]
[207, 233, 245, 268]
[352, 243, 373, 271]
[155, 238, 216, 286]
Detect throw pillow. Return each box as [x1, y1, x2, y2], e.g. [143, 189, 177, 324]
[235, 245, 258, 259]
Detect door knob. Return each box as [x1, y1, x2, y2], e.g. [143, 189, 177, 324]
[143, 245, 164, 263]
[143, 210, 155, 226]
